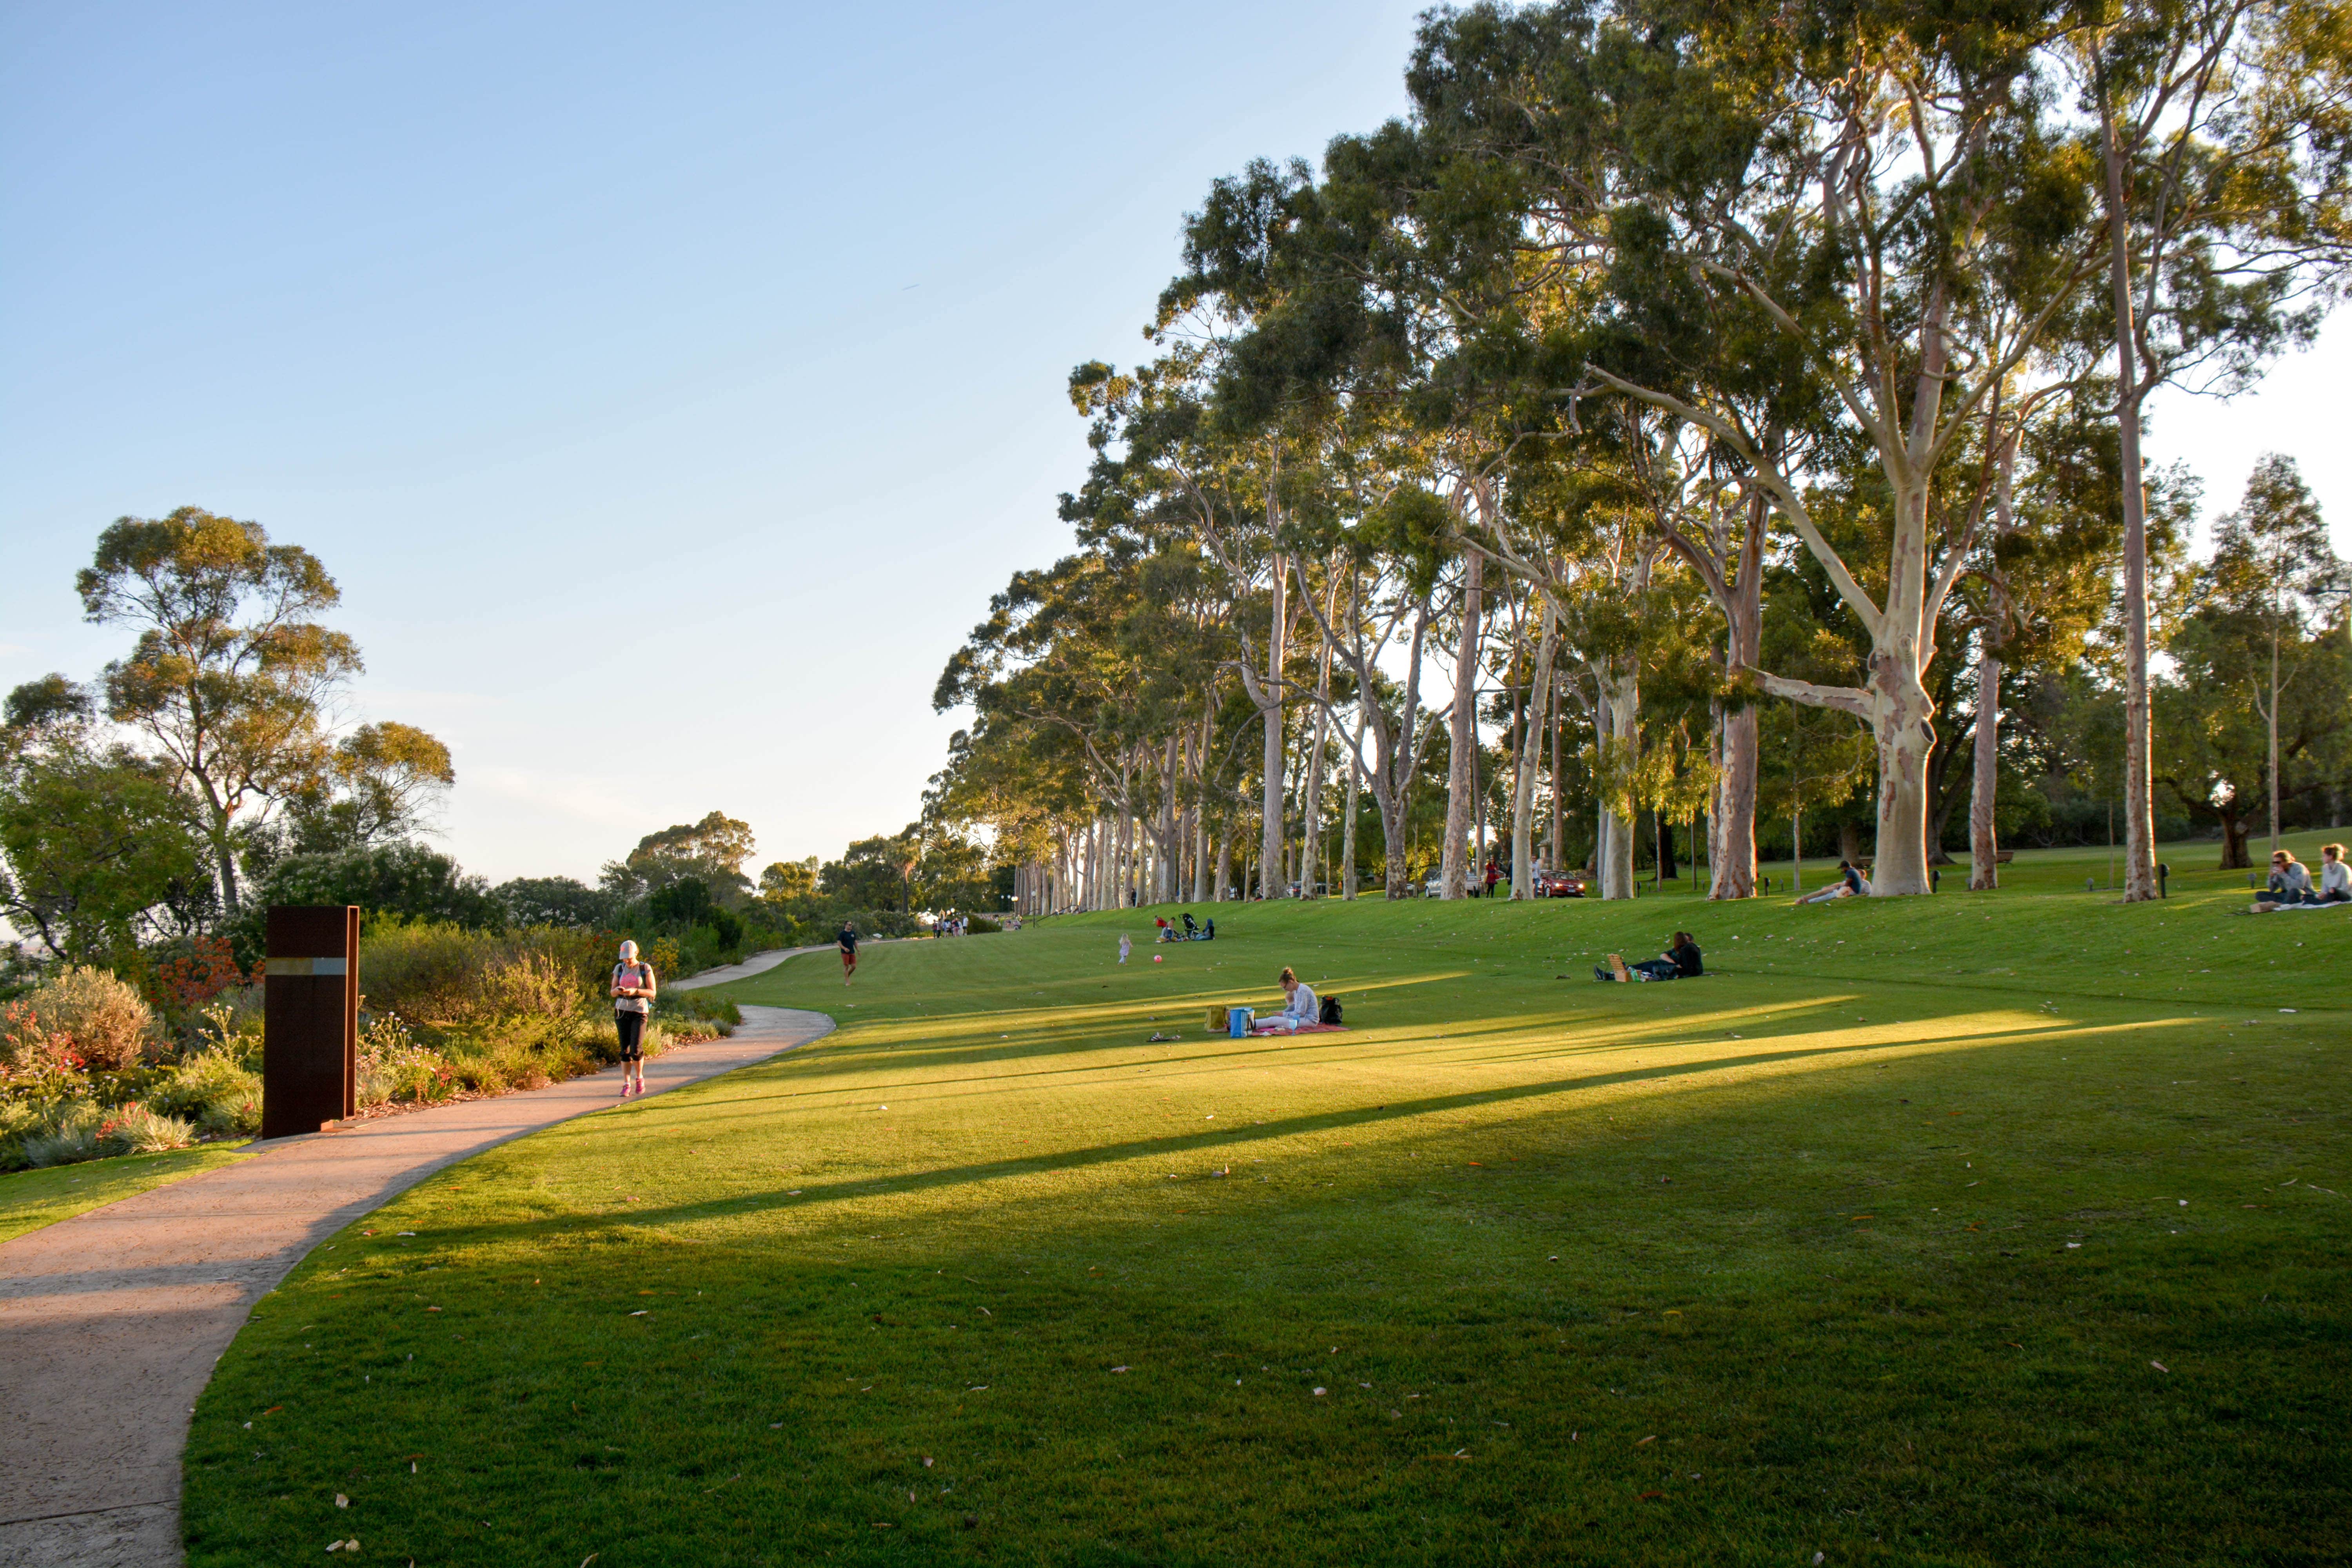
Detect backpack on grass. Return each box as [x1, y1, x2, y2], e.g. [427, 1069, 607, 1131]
[1318, 994, 1343, 1026]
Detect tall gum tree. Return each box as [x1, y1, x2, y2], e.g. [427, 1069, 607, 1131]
[79, 507, 362, 913]
[2070, 0, 2352, 899]
[1411, 0, 2108, 893]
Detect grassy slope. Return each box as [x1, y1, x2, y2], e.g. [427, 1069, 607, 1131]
[0, 1142, 254, 1243]
[180, 847, 2348, 1567]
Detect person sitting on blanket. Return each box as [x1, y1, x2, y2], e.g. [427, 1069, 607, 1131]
[2321, 844, 2351, 904]
[2258, 849, 2317, 908]
[1595, 932, 1702, 982]
[1256, 966, 1319, 1033]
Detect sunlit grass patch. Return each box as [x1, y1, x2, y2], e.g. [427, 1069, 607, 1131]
[183, 899, 2348, 1566]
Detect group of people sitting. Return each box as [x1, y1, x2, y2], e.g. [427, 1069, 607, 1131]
[2257, 844, 2350, 909]
[1155, 912, 1216, 941]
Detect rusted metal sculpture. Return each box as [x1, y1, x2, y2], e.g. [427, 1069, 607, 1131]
[261, 905, 359, 1138]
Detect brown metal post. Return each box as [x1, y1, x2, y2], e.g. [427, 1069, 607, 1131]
[261, 905, 359, 1138]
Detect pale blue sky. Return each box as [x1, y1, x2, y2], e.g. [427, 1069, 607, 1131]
[4, 2, 2346, 884]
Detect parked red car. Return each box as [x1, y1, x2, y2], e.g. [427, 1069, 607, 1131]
[1533, 868, 1590, 898]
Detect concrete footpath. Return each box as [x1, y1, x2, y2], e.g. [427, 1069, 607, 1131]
[0, 1002, 832, 1568]
[670, 944, 823, 991]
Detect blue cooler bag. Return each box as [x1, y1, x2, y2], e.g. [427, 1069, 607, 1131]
[1228, 1007, 1253, 1038]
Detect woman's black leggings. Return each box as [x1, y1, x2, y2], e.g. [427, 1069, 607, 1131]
[1630, 959, 1680, 982]
[614, 1011, 647, 1060]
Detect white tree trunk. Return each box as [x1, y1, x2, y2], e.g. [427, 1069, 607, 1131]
[1259, 552, 1288, 899]
[1510, 598, 1559, 898]
[1969, 652, 2002, 890]
[1441, 550, 1483, 898]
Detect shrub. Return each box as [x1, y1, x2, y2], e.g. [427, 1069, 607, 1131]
[22, 1100, 197, 1167]
[358, 919, 607, 1027]
[4, 966, 157, 1073]
[0, 1101, 46, 1171]
[149, 1047, 263, 1138]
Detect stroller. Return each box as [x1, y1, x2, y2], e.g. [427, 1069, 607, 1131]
[1181, 912, 1200, 938]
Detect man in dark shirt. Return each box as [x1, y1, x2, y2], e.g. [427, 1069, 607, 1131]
[838, 922, 858, 987]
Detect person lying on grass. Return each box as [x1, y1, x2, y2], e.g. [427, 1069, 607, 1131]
[1253, 967, 1319, 1033]
[1794, 860, 1868, 905]
[1594, 932, 1702, 984]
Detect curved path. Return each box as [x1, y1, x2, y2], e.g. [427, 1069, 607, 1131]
[670, 944, 824, 991]
[0, 1002, 831, 1568]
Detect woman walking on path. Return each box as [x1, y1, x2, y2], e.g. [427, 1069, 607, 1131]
[610, 940, 657, 1096]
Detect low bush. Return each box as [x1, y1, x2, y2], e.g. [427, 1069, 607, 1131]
[148, 1047, 264, 1138]
[356, 1014, 456, 1108]
[0, 1101, 46, 1170]
[20, 1101, 197, 1167]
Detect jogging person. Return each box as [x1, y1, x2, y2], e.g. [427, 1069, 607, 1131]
[610, 940, 657, 1096]
[838, 921, 859, 986]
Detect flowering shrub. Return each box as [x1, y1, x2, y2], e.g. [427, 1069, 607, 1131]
[0, 1001, 89, 1107]
[153, 936, 257, 1016]
[2, 967, 156, 1073]
[357, 1013, 455, 1108]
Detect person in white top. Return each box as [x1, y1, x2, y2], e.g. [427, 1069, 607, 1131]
[1256, 966, 1318, 1033]
[2319, 843, 2350, 904]
[609, 940, 658, 1097]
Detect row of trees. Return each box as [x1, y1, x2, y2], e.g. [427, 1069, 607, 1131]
[927, 0, 2352, 907]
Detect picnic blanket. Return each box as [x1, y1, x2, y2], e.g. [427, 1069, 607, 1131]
[1252, 1021, 1349, 1034]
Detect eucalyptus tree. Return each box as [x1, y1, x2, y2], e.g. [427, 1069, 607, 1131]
[1956, 382, 2143, 884]
[1410, 0, 2118, 895]
[77, 508, 357, 911]
[2067, 0, 2352, 898]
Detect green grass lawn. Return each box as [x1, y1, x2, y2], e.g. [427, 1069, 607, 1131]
[0, 1141, 254, 1243]
[181, 848, 2349, 1566]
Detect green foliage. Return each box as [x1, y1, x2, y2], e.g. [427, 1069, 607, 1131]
[245, 842, 499, 938]
[145, 1047, 263, 1138]
[604, 810, 756, 899]
[493, 875, 619, 929]
[0, 716, 211, 963]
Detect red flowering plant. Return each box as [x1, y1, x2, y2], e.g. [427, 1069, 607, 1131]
[0, 1000, 92, 1111]
[152, 936, 259, 1027]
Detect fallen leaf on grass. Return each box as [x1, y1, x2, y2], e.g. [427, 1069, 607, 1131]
[2151, 1361, 2170, 1373]
[334, 1494, 348, 1508]
[1635, 1436, 1657, 1446]
[1640, 1490, 1665, 1500]
[628, 1310, 648, 1317]
[1313, 1387, 1327, 1396]
[1111, 1366, 1130, 1374]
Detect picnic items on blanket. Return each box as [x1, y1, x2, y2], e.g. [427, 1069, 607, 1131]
[1228, 1006, 1254, 1038]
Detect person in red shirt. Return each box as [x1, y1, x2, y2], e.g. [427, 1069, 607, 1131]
[1482, 860, 1501, 898]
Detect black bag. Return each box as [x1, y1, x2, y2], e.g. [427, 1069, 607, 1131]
[1318, 994, 1342, 1026]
